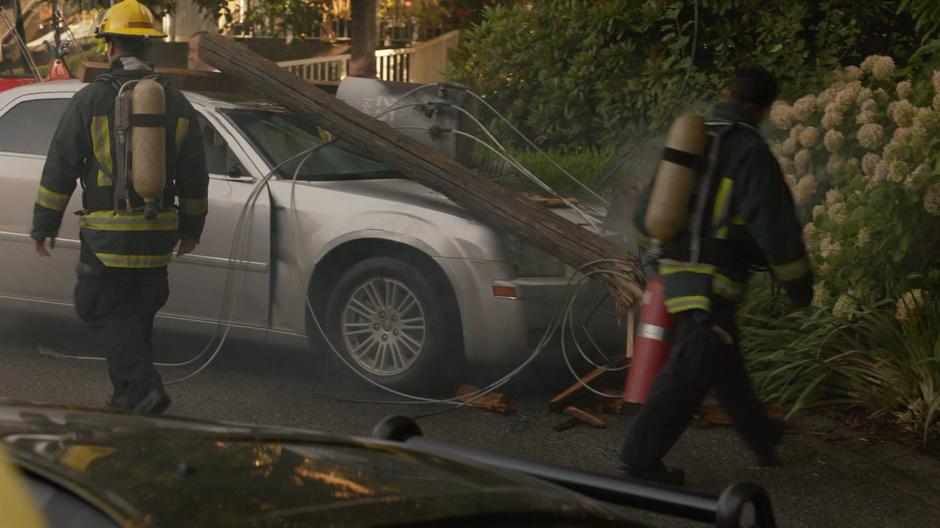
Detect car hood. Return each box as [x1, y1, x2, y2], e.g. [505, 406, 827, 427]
[301, 178, 605, 229]
[1, 402, 621, 527]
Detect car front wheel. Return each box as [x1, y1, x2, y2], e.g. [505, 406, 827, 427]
[324, 257, 456, 391]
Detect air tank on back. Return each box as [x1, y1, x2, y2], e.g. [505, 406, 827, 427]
[131, 78, 166, 220]
[644, 114, 707, 245]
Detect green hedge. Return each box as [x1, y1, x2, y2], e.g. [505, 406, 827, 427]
[448, 0, 921, 149]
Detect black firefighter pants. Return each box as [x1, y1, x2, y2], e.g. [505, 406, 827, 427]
[74, 266, 169, 408]
[620, 301, 781, 469]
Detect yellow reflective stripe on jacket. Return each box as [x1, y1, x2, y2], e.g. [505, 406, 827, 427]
[659, 260, 716, 275]
[713, 273, 744, 300]
[36, 185, 69, 211]
[731, 215, 747, 225]
[771, 257, 811, 282]
[90, 115, 113, 186]
[95, 252, 173, 268]
[80, 210, 179, 232]
[180, 197, 208, 216]
[712, 177, 734, 240]
[175, 118, 190, 150]
[664, 295, 711, 313]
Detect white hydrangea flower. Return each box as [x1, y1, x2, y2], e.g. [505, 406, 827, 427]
[892, 99, 915, 127]
[872, 56, 896, 80]
[874, 160, 890, 182]
[812, 282, 832, 308]
[769, 102, 795, 130]
[896, 80, 912, 99]
[812, 204, 827, 221]
[933, 71, 940, 93]
[825, 188, 844, 206]
[816, 88, 835, 107]
[803, 222, 817, 244]
[905, 163, 928, 190]
[844, 157, 861, 178]
[789, 124, 805, 142]
[822, 109, 844, 129]
[832, 294, 858, 320]
[795, 149, 813, 176]
[855, 110, 877, 125]
[892, 127, 913, 143]
[857, 227, 871, 249]
[883, 141, 908, 163]
[777, 155, 793, 173]
[933, 93, 940, 111]
[910, 125, 930, 154]
[857, 123, 885, 150]
[826, 154, 844, 177]
[845, 65, 863, 81]
[785, 173, 798, 190]
[862, 153, 880, 175]
[873, 88, 891, 103]
[823, 129, 844, 153]
[794, 175, 818, 205]
[888, 161, 909, 183]
[793, 95, 817, 122]
[856, 88, 873, 106]
[913, 108, 940, 132]
[860, 98, 877, 113]
[781, 136, 798, 156]
[799, 126, 820, 148]
[828, 202, 847, 224]
[895, 289, 927, 322]
[860, 56, 878, 72]
[924, 183, 940, 215]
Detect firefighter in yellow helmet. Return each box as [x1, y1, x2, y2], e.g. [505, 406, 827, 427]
[31, 0, 209, 414]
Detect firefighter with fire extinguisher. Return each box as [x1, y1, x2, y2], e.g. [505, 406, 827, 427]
[30, 0, 208, 414]
[620, 67, 813, 486]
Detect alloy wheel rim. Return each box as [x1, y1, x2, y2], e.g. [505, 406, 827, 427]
[341, 277, 427, 376]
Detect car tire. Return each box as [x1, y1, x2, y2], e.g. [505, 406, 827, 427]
[323, 257, 458, 392]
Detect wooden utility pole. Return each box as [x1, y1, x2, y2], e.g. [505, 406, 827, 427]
[349, 0, 376, 77]
[197, 34, 644, 307]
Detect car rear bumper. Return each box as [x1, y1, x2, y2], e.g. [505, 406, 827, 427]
[436, 258, 588, 365]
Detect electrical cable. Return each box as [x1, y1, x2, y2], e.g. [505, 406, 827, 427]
[54, 6, 89, 64]
[463, 90, 609, 205]
[389, 125, 603, 235]
[0, 7, 42, 82]
[373, 83, 608, 205]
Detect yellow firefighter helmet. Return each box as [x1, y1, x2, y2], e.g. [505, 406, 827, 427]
[94, 0, 168, 39]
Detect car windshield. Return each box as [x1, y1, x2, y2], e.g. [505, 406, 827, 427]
[223, 108, 402, 181]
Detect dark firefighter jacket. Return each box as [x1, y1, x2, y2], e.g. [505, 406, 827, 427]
[634, 101, 813, 314]
[31, 56, 208, 269]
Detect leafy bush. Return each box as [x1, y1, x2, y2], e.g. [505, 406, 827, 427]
[765, 57, 940, 312]
[448, 0, 920, 149]
[471, 144, 614, 197]
[741, 285, 940, 441]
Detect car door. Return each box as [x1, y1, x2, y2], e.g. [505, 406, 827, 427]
[0, 92, 83, 305]
[160, 107, 271, 329]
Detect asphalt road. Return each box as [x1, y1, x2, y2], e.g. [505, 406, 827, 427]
[2, 309, 939, 527]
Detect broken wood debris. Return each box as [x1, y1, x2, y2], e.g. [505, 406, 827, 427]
[456, 384, 517, 414]
[563, 406, 607, 429]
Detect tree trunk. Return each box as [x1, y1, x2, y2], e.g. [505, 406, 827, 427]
[12, 0, 29, 73]
[349, 0, 376, 77]
[197, 34, 644, 308]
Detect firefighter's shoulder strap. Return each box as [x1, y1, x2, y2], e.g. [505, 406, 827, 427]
[688, 121, 738, 263]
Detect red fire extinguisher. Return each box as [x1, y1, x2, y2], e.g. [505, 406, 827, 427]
[624, 278, 675, 404]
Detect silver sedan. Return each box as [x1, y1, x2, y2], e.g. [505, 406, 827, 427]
[0, 80, 598, 390]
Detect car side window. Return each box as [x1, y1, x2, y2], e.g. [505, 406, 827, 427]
[0, 98, 70, 156]
[196, 114, 246, 177]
